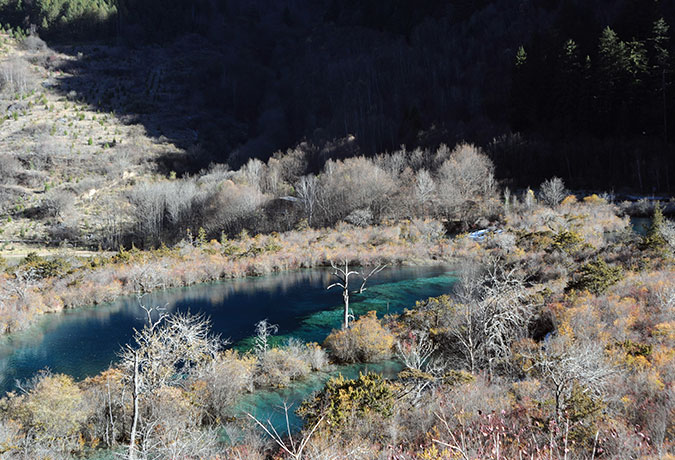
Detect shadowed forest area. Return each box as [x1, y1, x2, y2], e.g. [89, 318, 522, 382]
[1, 0, 674, 191]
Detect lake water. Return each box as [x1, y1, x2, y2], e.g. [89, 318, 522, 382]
[630, 216, 651, 236]
[0, 265, 455, 405]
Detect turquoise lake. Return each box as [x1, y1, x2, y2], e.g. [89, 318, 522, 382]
[0, 265, 455, 425]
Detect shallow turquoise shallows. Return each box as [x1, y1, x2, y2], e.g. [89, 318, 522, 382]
[0, 265, 455, 426]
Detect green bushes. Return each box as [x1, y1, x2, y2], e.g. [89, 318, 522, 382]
[642, 202, 668, 251]
[297, 372, 397, 432]
[551, 229, 584, 253]
[568, 259, 622, 294]
[16, 252, 71, 279]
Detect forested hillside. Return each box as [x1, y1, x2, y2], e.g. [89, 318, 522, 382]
[1, 0, 674, 192]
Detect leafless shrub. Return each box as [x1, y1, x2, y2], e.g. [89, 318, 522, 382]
[27, 140, 62, 169]
[46, 222, 81, 244]
[317, 157, 395, 225]
[634, 198, 652, 215]
[254, 346, 311, 387]
[275, 146, 308, 183]
[324, 311, 394, 362]
[415, 169, 436, 207]
[110, 142, 145, 170]
[344, 208, 373, 227]
[0, 155, 21, 184]
[397, 331, 438, 372]
[68, 177, 105, 195]
[198, 163, 231, 185]
[197, 351, 254, 422]
[222, 423, 267, 460]
[285, 338, 329, 371]
[0, 57, 36, 95]
[435, 143, 496, 223]
[484, 231, 516, 252]
[522, 336, 613, 419]
[449, 258, 534, 374]
[407, 218, 446, 243]
[248, 403, 324, 460]
[22, 35, 47, 52]
[150, 424, 221, 460]
[41, 190, 75, 219]
[661, 219, 675, 251]
[539, 177, 568, 207]
[3, 269, 40, 307]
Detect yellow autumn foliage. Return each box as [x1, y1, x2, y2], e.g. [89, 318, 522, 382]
[324, 311, 395, 363]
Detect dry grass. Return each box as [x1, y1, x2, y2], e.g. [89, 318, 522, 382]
[0, 34, 188, 248]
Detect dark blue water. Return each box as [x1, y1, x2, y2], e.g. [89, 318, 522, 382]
[630, 216, 651, 236]
[0, 265, 455, 394]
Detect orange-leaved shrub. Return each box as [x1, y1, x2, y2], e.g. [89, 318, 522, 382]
[324, 311, 395, 363]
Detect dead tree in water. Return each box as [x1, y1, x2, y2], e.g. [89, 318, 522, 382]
[327, 260, 387, 330]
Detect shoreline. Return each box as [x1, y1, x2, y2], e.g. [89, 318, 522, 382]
[0, 220, 460, 335]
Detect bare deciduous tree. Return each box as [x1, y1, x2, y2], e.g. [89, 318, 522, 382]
[127, 262, 169, 293]
[449, 259, 534, 375]
[327, 260, 387, 330]
[0, 57, 35, 95]
[296, 174, 319, 226]
[207, 180, 267, 235]
[239, 158, 266, 191]
[316, 157, 396, 225]
[522, 336, 613, 419]
[415, 169, 436, 207]
[128, 182, 167, 246]
[119, 310, 222, 460]
[539, 177, 568, 207]
[254, 318, 278, 354]
[436, 143, 496, 223]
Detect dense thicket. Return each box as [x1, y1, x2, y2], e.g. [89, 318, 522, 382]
[121, 143, 499, 249]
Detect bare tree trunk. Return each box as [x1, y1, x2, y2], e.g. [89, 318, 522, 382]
[343, 287, 349, 330]
[128, 351, 139, 460]
[106, 377, 116, 447]
[328, 260, 386, 331]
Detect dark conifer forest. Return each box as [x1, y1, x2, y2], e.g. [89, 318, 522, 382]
[2, 0, 674, 192]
